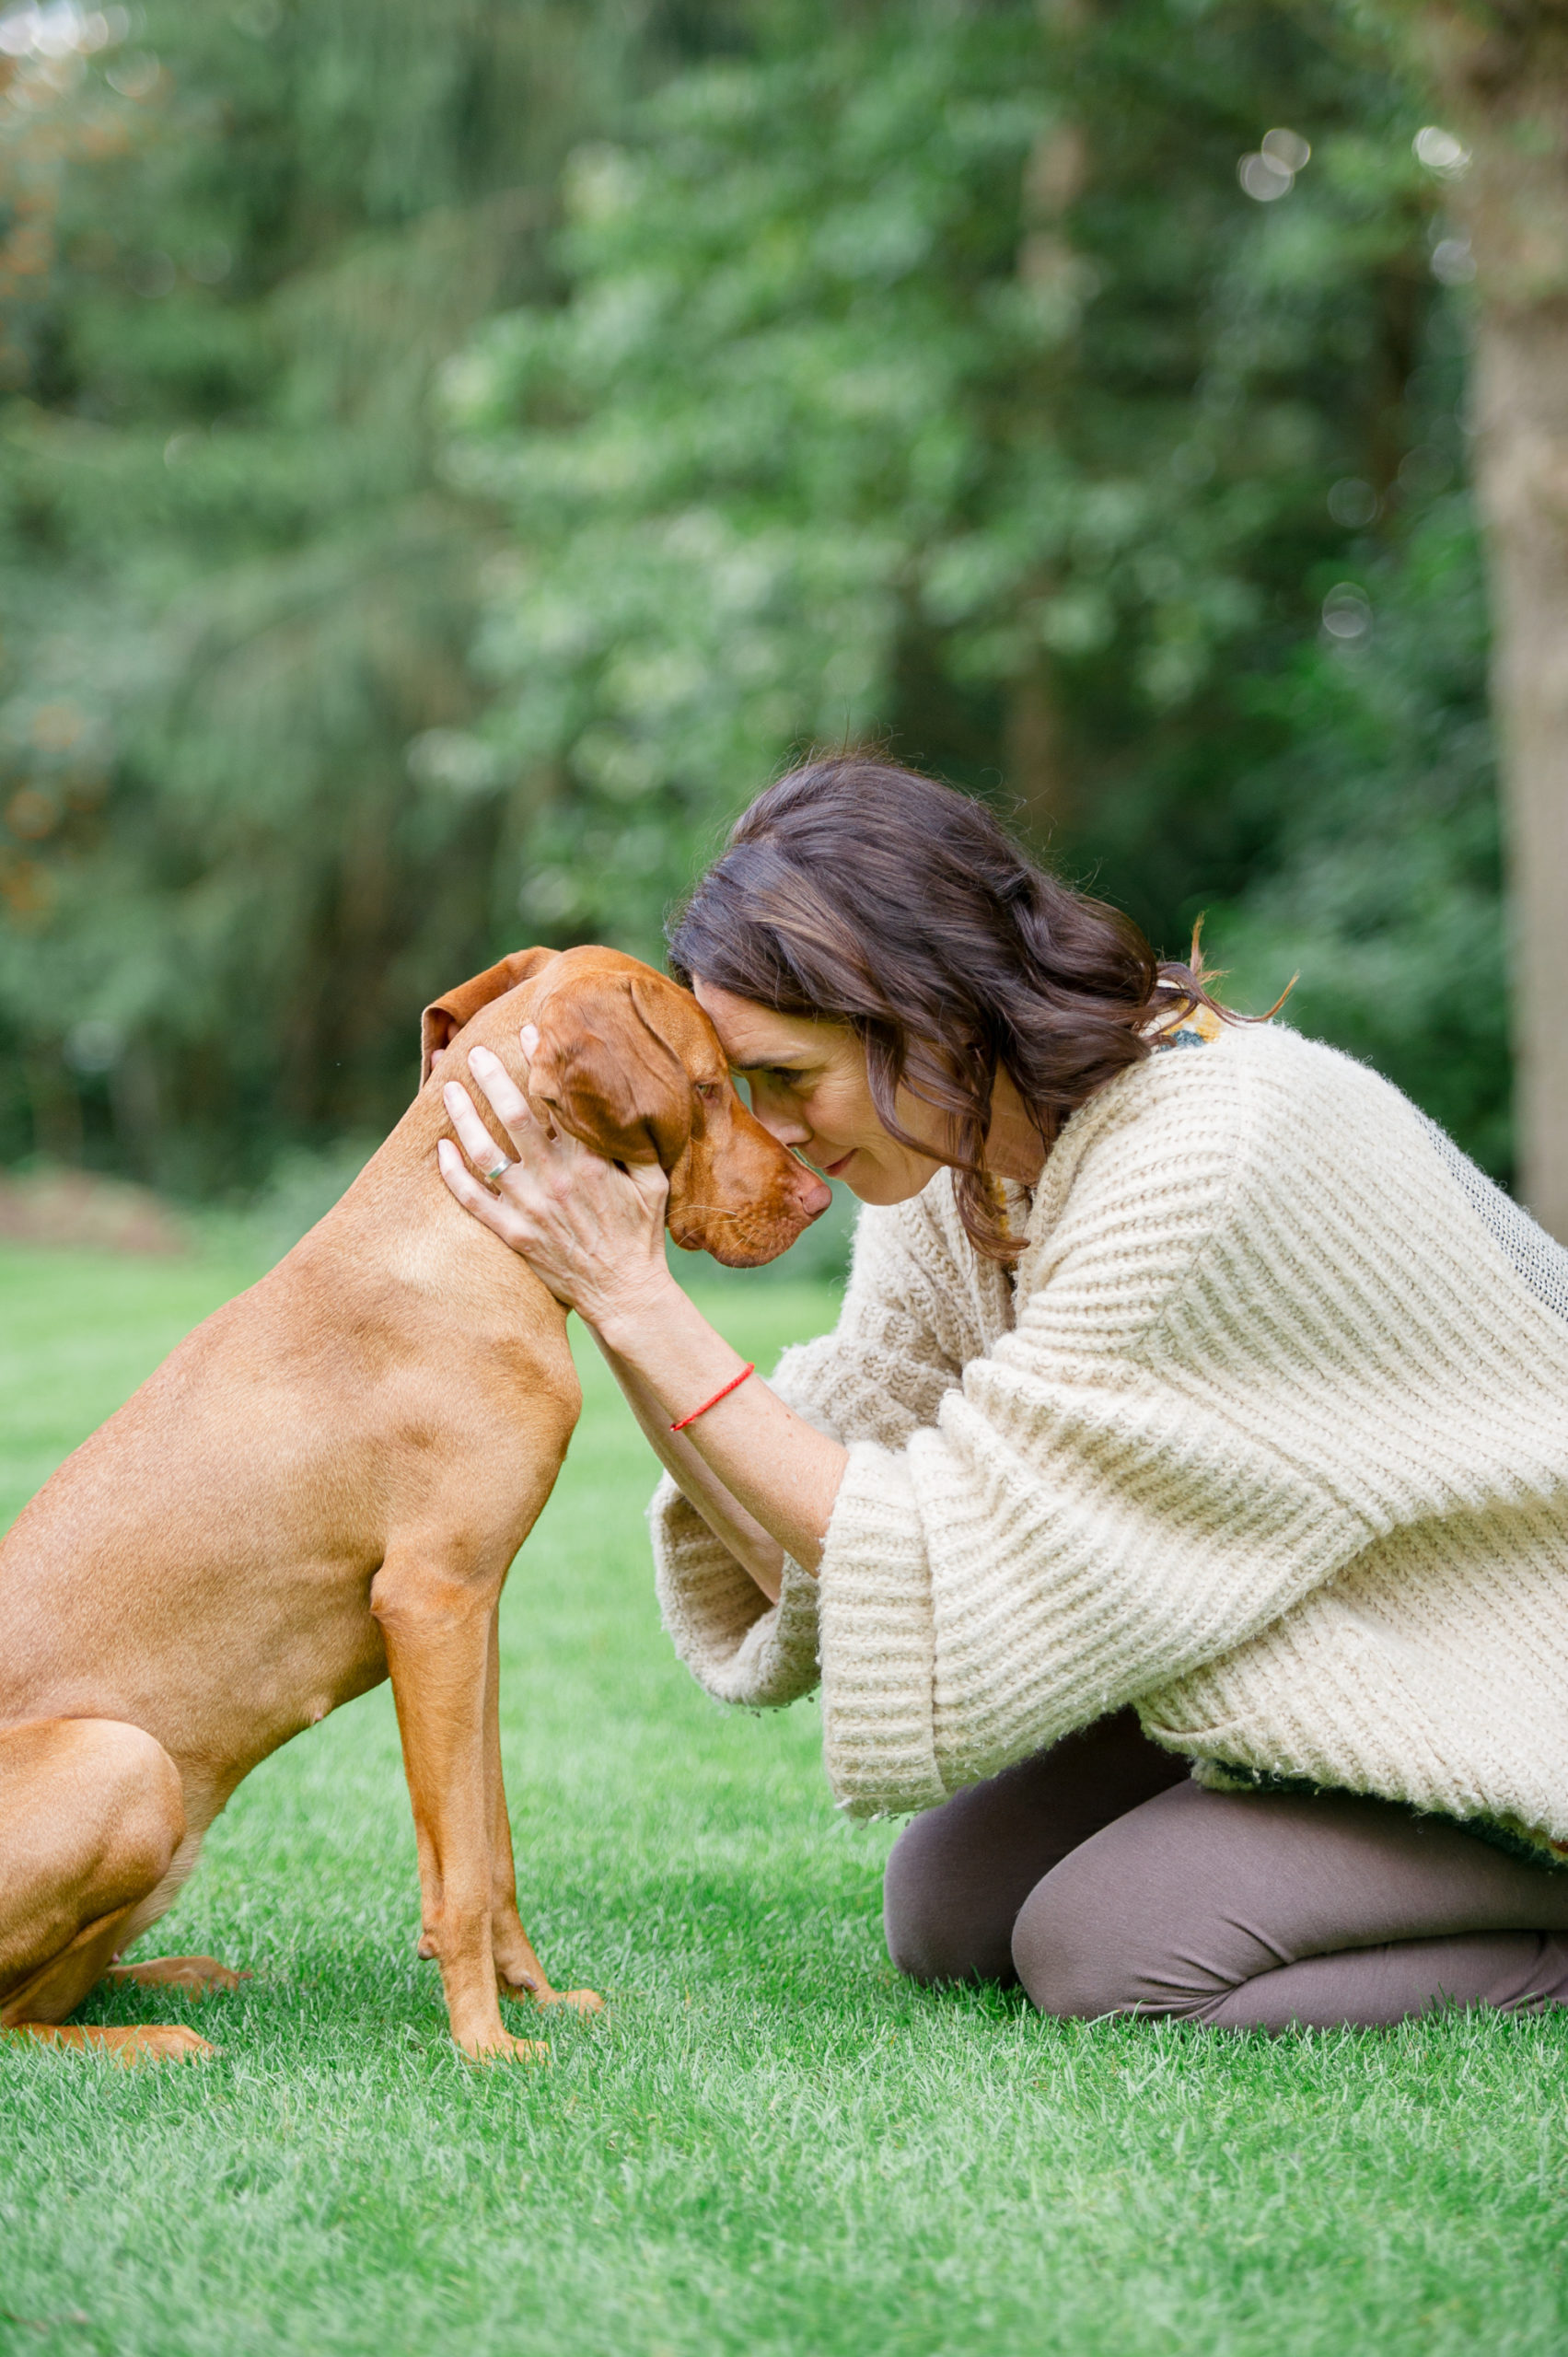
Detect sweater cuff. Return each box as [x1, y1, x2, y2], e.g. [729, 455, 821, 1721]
[649, 1473, 820, 1709]
[819, 1441, 945, 1818]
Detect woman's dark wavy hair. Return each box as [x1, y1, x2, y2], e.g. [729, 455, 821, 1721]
[667, 755, 1232, 1264]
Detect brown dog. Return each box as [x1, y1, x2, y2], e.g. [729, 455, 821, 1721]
[0, 946, 827, 2063]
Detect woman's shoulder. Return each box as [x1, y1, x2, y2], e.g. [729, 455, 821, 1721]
[1021, 1019, 1440, 1283]
[857, 1022, 1440, 1318]
[1155, 1016, 1437, 1160]
[1056, 1016, 1414, 1168]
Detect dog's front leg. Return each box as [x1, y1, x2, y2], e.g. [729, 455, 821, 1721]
[483, 1607, 602, 2015]
[483, 1600, 549, 2000]
[371, 1552, 545, 2061]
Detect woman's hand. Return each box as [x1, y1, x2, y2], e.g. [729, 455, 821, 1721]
[439, 1029, 847, 1585]
[436, 1034, 671, 1328]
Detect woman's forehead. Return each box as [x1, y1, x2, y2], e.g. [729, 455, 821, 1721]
[691, 977, 842, 1066]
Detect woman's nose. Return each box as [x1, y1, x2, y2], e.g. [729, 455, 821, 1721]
[749, 1088, 813, 1154]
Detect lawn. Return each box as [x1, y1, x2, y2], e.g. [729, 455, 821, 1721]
[2, 1243, 1567, 2357]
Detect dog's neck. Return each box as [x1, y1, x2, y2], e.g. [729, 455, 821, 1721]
[305, 1053, 564, 1329]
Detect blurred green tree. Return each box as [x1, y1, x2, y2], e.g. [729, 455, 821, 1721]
[0, 0, 1515, 1193]
[1207, 493, 1504, 1165]
[0, 0, 707, 1189]
[445, 0, 1507, 1165]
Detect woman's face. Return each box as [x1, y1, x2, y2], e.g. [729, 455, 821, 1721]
[691, 978, 946, 1205]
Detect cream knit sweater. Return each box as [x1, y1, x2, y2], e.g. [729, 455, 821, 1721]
[650, 1023, 1568, 1853]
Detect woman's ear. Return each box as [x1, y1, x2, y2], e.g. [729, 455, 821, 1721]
[526, 973, 693, 1168]
[419, 947, 560, 1086]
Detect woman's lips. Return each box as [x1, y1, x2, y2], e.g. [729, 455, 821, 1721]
[823, 1151, 854, 1178]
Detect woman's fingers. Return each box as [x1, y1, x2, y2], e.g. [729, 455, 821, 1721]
[625, 1157, 672, 1218]
[436, 1061, 669, 1319]
[512, 1027, 562, 1137]
[465, 1043, 545, 1153]
[441, 1079, 514, 1178]
[436, 1139, 517, 1238]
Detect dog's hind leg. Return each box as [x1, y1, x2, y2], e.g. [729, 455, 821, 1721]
[483, 1604, 602, 2017]
[0, 1717, 214, 2063]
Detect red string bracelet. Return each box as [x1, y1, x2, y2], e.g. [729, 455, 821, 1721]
[669, 1363, 755, 1433]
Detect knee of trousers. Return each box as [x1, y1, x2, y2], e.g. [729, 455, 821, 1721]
[883, 1807, 1004, 1987]
[1009, 1871, 1153, 2021]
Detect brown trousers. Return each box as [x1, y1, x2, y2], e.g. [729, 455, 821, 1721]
[883, 1713, 1568, 2029]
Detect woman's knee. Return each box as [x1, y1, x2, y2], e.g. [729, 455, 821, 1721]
[1007, 1782, 1225, 2019]
[883, 1811, 973, 1985]
[883, 1804, 1017, 1987]
[1009, 1869, 1143, 2019]
[884, 1727, 1191, 1991]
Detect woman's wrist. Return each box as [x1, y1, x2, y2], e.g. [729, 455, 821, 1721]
[596, 1271, 843, 1577]
[587, 1268, 685, 1357]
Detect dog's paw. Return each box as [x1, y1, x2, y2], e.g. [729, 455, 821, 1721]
[107, 1956, 250, 1996]
[457, 2029, 552, 2065]
[495, 1966, 604, 2014]
[13, 2023, 216, 2065]
[546, 1987, 604, 2016]
[120, 2024, 219, 2063]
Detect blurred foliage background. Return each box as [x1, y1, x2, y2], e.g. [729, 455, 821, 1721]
[0, 0, 1507, 1200]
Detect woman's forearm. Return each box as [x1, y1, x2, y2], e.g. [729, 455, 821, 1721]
[592, 1277, 848, 1584]
[590, 1330, 787, 1601]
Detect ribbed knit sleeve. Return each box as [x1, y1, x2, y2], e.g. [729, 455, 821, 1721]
[649, 1477, 822, 1708]
[651, 1173, 1016, 1711]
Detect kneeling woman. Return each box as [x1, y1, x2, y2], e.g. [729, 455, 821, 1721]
[439, 758, 1568, 2029]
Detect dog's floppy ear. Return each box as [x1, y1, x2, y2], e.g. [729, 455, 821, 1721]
[419, 946, 560, 1086]
[526, 972, 693, 1169]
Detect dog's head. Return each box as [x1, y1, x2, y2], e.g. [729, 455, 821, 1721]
[421, 945, 830, 1267]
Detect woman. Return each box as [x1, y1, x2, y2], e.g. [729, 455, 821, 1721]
[438, 756, 1568, 2030]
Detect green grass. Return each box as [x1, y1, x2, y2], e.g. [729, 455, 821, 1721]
[3, 1244, 1568, 2357]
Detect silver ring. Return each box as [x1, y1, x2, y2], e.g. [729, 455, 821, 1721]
[481, 1155, 513, 1182]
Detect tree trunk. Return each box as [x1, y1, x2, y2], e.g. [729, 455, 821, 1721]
[1005, 96, 1088, 841]
[1473, 306, 1568, 1235]
[1005, 663, 1071, 842]
[1415, 1, 1568, 1233]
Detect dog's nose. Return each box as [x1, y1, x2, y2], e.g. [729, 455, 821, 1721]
[793, 1166, 832, 1221]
